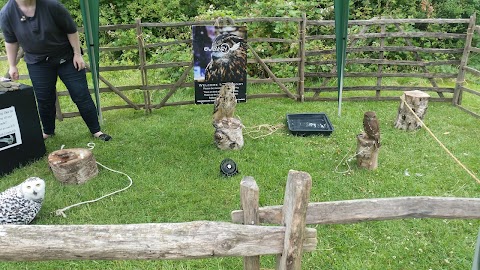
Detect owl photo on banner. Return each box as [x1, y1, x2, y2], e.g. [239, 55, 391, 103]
[192, 25, 247, 104]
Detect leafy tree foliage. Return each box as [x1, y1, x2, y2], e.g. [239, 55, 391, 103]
[0, 0, 477, 69]
[58, 0, 480, 25]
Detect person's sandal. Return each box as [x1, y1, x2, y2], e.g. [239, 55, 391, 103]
[43, 133, 55, 140]
[95, 133, 112, 141]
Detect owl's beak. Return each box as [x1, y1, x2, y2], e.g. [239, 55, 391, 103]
[211, 53, 220, 61]
[33, 191, 37, 196]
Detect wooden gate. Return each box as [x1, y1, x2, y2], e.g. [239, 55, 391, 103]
[1, 15, 478, 118]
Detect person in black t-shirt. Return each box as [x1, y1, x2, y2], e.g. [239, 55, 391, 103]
[0, 0, 111, 141]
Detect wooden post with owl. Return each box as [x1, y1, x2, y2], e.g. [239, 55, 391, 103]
[48, 148, 98, 184]
[394, 90, 430, 131]
[356, 111, 381, 170]
[213, 82, 244, 150]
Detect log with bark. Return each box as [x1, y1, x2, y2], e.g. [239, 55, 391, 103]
[394, 90, 430, 130]
[356, 132, 380, 170]
[48, 148, 98, 184]
[213, 118, 244, 150]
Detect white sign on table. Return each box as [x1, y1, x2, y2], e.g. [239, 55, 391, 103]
[0, 106, 22, 151]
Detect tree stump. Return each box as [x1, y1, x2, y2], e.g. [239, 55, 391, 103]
[48, 148, 98, 184]
[394, 90, 430, 131]
[356, 132, 379, 170]
[213, 118, 244, 150]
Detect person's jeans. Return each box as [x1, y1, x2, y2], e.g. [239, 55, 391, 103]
[27, 58, 100, 135]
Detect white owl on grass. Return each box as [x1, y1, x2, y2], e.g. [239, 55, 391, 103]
[0, 177, 45, 225]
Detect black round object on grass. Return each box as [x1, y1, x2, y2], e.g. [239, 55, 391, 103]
[220, 158, 238, 177]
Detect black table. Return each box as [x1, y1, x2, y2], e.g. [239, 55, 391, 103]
[0, 84, 46, 176]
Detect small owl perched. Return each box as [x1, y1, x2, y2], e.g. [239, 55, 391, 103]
[213, 82, 237, 122]
[363, 111, 381, 148]
[0, 177, 45, 225]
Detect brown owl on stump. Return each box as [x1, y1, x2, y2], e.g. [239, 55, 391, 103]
[204, 33, 247, 82]
[363, 111, 381, 148]
[213, 82, 237, 122]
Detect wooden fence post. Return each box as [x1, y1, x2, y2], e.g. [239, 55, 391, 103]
[240, 176, 260, 270]
[297, 13, 306, 102]
[376, 22, 385, 99]
[276, 170, 312, 270]
[453, 13, 476, 105]
[135, 18, 151, 113]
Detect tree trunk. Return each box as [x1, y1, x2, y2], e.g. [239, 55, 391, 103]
[48, 148, 98, 184]
[213, 118, 244, 150]
[394, 90, 430, 130]
[356, 132, 379, 170]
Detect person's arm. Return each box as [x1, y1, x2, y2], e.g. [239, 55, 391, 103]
[5, 42, 19, 80]
[67, 32, 86, 71]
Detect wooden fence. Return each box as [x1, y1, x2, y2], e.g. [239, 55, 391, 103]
[303, 16, 475, 103]
[231, 178, 480, 270]
[0, 170, 315, 270]
[2, 170, 480, 269]
[453, 13, 480, 118]
[1, 15, 479, 118]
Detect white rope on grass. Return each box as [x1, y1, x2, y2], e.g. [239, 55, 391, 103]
[334, 144, 370, 175]
[400, 95, 480, 185]
[243, 124, 284, 139]
[53, 143, 133, 218]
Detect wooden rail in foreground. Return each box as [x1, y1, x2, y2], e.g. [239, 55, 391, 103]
[0, 221, 317, 261]
[231, 176, 480, 269]
[0, 170, 316, 270]
[232, 196, 480, 225]
[2, 171, 480, 268]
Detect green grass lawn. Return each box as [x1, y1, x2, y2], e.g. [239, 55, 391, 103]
[1, 85, 480, 269]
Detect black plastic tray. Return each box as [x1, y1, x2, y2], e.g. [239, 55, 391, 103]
[286, 113, 334, 136]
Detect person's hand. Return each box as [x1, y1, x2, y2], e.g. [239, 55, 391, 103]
[73, 54, 86, 71]
[8, 66, 19, 81]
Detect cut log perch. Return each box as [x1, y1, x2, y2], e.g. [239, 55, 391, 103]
[394, 90, 430, 130]
[356, 132, 379, 170]
[213, 118, 244, 150]
[48, 148, 98, 184]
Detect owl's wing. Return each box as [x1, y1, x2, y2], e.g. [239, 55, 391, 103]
[213, 94, 224, 121]
[0, 194, 40, 225]
[229, 90, 237, 104]
[363, 118, 370, 134]
[213, 95, 221, 114]
[224, 92, 236, 118]
[0, 194, 19, 217]
[0, 186, 18, 201]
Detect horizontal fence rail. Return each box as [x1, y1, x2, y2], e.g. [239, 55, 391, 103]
[231, 176, 480, 269]
[231, 196, 480, 225]
[1, 16, 479, 118]
[0, 221, 317, 261]
[0, 170, 316, 270]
